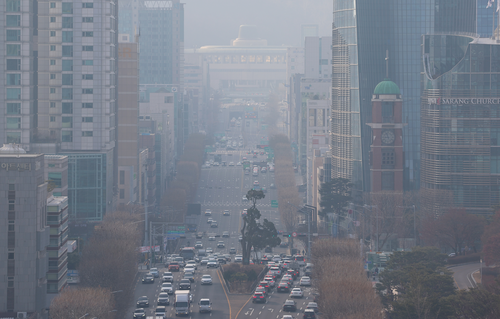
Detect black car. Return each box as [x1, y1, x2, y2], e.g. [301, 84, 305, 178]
[133, 308, 146, 319]
[277, 282, 291, 292]
[252, 292, 266, 303]
[136, 296, 149, 308]
[142, 274, 154, 284]
[184, 272, 195, 283]
[283, 299, 297, 312]
[179, 279, 191, 290]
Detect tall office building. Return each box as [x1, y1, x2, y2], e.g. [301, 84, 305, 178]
[301, 24, 318, 46]
[421, 35, 500, 215]
[331, 0, 477, 194]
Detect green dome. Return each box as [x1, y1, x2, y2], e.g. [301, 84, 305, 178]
[374, 78, 401, 95]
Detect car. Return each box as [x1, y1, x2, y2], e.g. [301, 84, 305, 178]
[184, 266, 196, 274]
[185, 261, 197, 270]
[150, 268, 159, 278]
[196, 232, 204, 239]
[253, 181, 259, 186]
[200, 258, 209, 265]
[157, 292, 170, 306]
[243, 157, 247, 160]
[283, 299, 297, 312]
[242, 209, 247, 215]
[303, 309, 316, 319]
[239, 235, 243, 241]
[207, 217, 214, 224]
[211, 221, 218, 228]
[221, 161, 227, 166]
[234, 255, 243, 262]
[198, 298, 212, 313]
[222, 231, 230, 237]
[179, 278, 191, 290]
[208, 235, 216, 241]
[236, 162, 242, 166]
[201, 274, 213, 285]
[160, 283, 174, 294]
[142, 274, 154, 284]
[282, 275, 294, 285]
[254, 286, 268, 297]
[133, 308, 146, 319]
[289, 288, 303, 298]
[183, 271, 195, 283]
[217, 241, 225, 248]
[229, 162, 235, 166]
[207, 260, 218, 268]
[281, 316, 294, 319]
[136, 296, 149, 307]
[252, 292, 266, 303]
[265, 246, 273, 253]
[195, 241, 203, 249]
[300, 276, 311, 286]
[206, 247, 213, 253]
[168, 262, 180, 272]
[213, 162, 219, 166]
[263, 276, 275, 287]
[270, 183, 276, 189]
[223, 210, 230, 216]
[155, 306, 167, 318]
[229, 247, 237, 254]
[277, 282, 291, 292]
[162, 272, 174, 282]
[269, 166, 275, 172]
[205, 210, 212, 216]
[242, 196, 248, 201]
[306, 302, 319, 313]
[259, 281, 271, 291]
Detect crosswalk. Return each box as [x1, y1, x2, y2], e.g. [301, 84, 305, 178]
[201, 201, 275, 207]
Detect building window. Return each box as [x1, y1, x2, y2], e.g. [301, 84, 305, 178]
[62, 60, 73, 71]
[62, 88, 73, 100]
[82, 103, 93, 108]
[50, 88, 56, 94]
[50, 17, 56, 23]
[62, 2, 73, 14]
[50, 59, 56, 65]
[6, 15, 20, 27]
[82, 17, 93, 23]
[82, 60, 93, 66]
[62, 31, 73, 42]
[6, 118, 21, 129]
[62, 74, 73, 85]
[6, 132, 21, 143]
[7, 103, 21, 114]
[50, 102, 56, 108]
[62, 131, 72, 142]
[82, 117, 93, 122]
[6, 88, 21, 100]
[62, 17, 73, 28]
[6, 59, 21, 70]
[62, 117, 73, 128]
[50, 45, 56, 51]
[381, 172, 395, 191]
[6, 30, 21, 41]
[164, 96, 174, 103]
[50, 74, 56, 79]
[50, 31, 56, 37]
[382, 150, 395, 168]
[7, 44, 21, 56]
[82, 46, 93, 51]
[119, 189, 125, 199]
[82, 131, 93, 137]
[62, 102, 72, 114]
[6, 74, 21, 85]
[6, 0, 21, 12]
[82, 3, 94, 8]
[82, 74, 93, 80]
[82, 88, 93, 94]
[120, 170, 125, 184]
[82, 31, 93, 37]
[50, 116, 55, 122]
[50, 2, 56, 8]
[48, 172, 62, 188]
[382, 102, 394, 122]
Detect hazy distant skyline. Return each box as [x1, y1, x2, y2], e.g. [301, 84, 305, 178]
[183, 0, 332, 48]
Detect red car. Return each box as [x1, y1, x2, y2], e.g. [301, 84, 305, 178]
[168, 262, 180, 271]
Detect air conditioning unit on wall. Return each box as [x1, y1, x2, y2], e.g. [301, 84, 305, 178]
[17, 312, 27, 319]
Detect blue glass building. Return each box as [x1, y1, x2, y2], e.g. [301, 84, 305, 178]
[331, 0, 477, 194]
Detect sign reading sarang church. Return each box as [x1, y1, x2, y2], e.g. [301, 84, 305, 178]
[428, 97, 500, 105]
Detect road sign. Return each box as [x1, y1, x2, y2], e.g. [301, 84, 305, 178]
[271, 200, 278, 208]
[292, 232, 297, 238]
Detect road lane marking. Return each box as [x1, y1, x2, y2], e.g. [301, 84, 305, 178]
[216, 267, 231, 319]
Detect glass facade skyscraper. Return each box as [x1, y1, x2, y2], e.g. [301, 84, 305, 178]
[331, 0, 477, 194]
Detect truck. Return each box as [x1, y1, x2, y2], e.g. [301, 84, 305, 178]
[174, 290, 191, 316]
[185, 215, 198, 232]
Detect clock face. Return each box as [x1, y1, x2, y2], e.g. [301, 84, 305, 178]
[381, 131, 395, 144]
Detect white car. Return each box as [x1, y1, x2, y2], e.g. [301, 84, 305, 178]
[184, 266, 196, 274]
[236, 162, 242, 166]
[300, 276, 311, 286]
[161, 282, 174, 294]
[289, 288, 303, 298]
[201, 274, 213, 285]
[263, 276, 275, 287]
[162, 272, 174, 282]
[229, 162, 235, 166]
[207, 260, 218, 268]
[185, 261, 197, 269]
[208, 236, 215, 241]
[206, 247, 213, 253]
[205, 210, 212, 216]
[242, 196, 248, 202]
[234, 255, 243, 262]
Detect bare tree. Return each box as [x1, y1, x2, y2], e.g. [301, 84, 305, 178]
[368, 192, 405, 250]
[50, 287, 116, 319]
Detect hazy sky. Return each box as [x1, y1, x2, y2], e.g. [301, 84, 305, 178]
[183, 0, 332, 48]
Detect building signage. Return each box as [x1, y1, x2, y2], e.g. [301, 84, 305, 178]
[428, 97, 500, 105]
[0, 162, 32, 171]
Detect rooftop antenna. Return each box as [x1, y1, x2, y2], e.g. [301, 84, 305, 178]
[385, 50, 389, 78]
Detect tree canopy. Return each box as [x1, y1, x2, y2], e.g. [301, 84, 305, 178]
[319, 178, 353, 220]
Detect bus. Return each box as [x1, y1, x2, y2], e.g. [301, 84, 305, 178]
[252, 167, 259, 176]
[180, 247, 196, 260]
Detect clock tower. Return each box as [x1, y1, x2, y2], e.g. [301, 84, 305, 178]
[367, 78, 405, 192]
